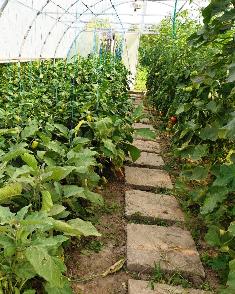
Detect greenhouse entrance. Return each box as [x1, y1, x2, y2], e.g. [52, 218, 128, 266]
[0, 0, 234, 293]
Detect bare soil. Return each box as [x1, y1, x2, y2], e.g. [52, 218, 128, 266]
[66, 177, 130, 294]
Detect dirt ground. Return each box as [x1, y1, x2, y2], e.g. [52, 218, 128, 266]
[66, 177, 130, 294]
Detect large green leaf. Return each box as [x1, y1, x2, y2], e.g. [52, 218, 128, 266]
[16, 205, 31, 220]
[21, 153, 38, 170]
[23, 290, 36, 294]
[67, 218, 101, 237]
[205, 226, 221, 247]
[21, 122, 38, 139]
[48, 204, 67, 217]
[67, 148, 97, 168]
[0, 206, 14, 224]
[222, 118, 235, 139]
[15, 261, 36, 281]
[53, 218, 100, 237]
[228, 62, 235, 83]
[32, 235, 68, 250]
[201, 186, 229, 214]
[213, 164, 235, 187]
[103, 139, 117, 155]
[45, 166, 75, 181]
[1, 148, 28, 162]
[125, 144, 141, 161]
[53, 220, 83, 237]
[44, 140, 66, 157]
[175, 103, 191, 115]
[228, 222, 235, 237]
[25, 246, 65, 287]
[0, 235, 16, 256]
[135, 128, 156, 140]
[84, 189, 104, 206]
[181, 166, 209, 181]
[0, 183, 22, 203]
[0, 128, 20, 136]
[180, 144, 209, 161]
[41, 190, 53, 212]
[200, 126, 219, 141]
[63, 185, 86, 199]
[20, 212, 54, 236]
[94, 117, 113, 139]
[54, 124, 69, 137]
[132, 104, 144, 120]
[44, 281, 73, 294]
[226, 259, 235, 292]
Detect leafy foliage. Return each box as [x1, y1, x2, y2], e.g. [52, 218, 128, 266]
[0, 54, 140, 292]
[141, 2, 235, 292]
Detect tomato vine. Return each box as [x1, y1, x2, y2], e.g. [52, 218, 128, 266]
[140, 2, 235, 292]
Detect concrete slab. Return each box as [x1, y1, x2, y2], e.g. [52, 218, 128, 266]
[140, 118, 151, 124]
[128, 280, 211, 294]
[133, 152, 164, 168]
[125, 190, 184, 223]
[133, 140, 161, 153]
[125, 166, 173, 190]
[133, 123, 154, 131]
[127, 224, 205, 278]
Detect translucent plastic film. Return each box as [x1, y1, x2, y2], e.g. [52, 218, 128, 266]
[0, 0, 208, 62]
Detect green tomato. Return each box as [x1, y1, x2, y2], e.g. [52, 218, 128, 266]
[31, 141, 39, 149]
[184, 86, 193, 93]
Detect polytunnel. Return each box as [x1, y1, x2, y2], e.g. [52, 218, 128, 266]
[0, 1, 233, 294]
[0, 1, 205, 67]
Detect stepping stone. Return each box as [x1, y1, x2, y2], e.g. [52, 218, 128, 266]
[125, 190, 184, 223]
[128, 280, 211, 294]
[134, 98, 143, 103]
[127, 224, 205, 279]
[132, 152, 164, 168]
[133, 123, 154, 131]
[125, 166, 173, 190]
[140, 117, 151, 124]
[133, 140, 161, 153]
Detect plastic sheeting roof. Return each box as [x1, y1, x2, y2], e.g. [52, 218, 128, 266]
[0, 0, 208, 62]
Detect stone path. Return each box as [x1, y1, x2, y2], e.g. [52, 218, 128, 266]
[125, 93, 211, 294]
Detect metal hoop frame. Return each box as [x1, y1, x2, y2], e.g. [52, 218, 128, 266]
[0, 0, 200, 61]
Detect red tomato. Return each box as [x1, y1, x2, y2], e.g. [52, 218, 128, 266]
[170, 116, 177, 124]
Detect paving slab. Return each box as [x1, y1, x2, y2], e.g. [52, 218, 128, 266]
[125, 166, 173, 190]
[140, 117, 151, 124]
[133, 123, 154, 131]
[125, 190, 184, 223]
[133, 140, 161, 153]
[133, 152, 164, 168]
[127, 224, 205, 278]
[134, 98, 143, 103]
[128, 280, 211, 294]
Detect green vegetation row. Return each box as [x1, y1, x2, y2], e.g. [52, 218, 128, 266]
[140, 1, 235, 293]
[0, 55, 144, 293]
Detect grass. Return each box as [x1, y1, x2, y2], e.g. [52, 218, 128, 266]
[148, 263, 213, 291]
[129, 213, 170, 226]
[135, 66, 147, 92]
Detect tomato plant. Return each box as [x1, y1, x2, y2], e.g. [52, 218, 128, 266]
[140, 2, 235, 292]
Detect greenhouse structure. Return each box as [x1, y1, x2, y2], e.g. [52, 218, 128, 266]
[0, 0, 234, 293]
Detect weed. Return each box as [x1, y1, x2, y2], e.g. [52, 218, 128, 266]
[100, 201, 121, 214]
[86, 240, 103, 253]
[168, 272, 192, 288]
[129, 213, 170, 226]
[149, 263, 164, 290]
